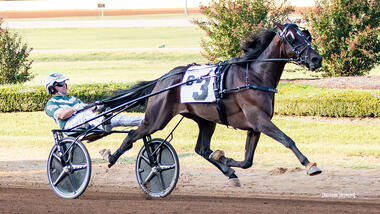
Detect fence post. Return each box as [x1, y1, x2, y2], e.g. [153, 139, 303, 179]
[184, 0, 188, 15]
[97, 3, 105, 17]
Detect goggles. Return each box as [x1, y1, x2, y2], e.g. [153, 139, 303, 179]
[54, 82, 66, 87]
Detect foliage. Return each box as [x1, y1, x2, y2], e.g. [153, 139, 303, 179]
[192, 0, 294, 62]
[0, 82, 135, 112]
[1, 82, 379, 118]
[0, 19, 34, 84]
[303, 0, 380, 77]
[275, 83, 380, 117]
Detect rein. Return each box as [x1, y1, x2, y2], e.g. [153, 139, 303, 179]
[218, 57, 301, 94]
[101, 24, 313, 106]
[101, 57, 294, 105]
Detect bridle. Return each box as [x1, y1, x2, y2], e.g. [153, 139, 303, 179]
[226, 23, 314, 66]
[278, 23, 314, 66]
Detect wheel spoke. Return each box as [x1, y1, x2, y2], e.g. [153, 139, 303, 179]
[71, 164, 87, 171]
[52, 152, 62, 162]
[143, 169, 156, 185]
[67, 145, 75, 163]
[158, 172, 165, 190]
[68, 173, 78, 193]
[156, 146, 163, 163]
[159, 164, 176, 171]
[53, 170, 67, 186]
[141, 153, 150, 165]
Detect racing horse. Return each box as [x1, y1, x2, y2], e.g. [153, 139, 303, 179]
[103, 22, 323, 185]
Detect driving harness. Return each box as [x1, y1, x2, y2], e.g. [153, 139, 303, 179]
[212, 60, 279, 126]
[212, 24, 314, 126]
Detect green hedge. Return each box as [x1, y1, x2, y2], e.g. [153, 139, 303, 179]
[0, 83, 134, 112]
[275, 83, 380, 117]
[1, 83, 379, 117]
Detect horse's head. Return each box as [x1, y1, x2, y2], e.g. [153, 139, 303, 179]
[275, 23, 322, 71]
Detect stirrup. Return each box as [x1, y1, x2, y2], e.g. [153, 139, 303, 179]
[102, 107, 113, 132]
[102, 124, 112, 133]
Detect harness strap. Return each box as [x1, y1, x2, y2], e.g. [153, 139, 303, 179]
[214, 63, 230, 126]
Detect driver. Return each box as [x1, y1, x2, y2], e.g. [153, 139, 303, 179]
[44, 72, 144, 132]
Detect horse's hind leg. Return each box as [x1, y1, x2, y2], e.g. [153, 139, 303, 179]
[192, 117, 238, 185]
[212, 130, 261, 169]
[107, 98, 177, 167]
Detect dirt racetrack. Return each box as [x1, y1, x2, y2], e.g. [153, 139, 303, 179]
[1, 160, 380, 213]
[1, 187, 379, 214]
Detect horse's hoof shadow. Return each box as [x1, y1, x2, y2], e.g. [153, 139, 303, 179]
[228, 177, 241, 187]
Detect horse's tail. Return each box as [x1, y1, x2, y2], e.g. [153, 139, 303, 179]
[101, 79, 157, 110]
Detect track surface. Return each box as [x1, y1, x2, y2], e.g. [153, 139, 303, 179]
[1, 186, 379, 213]
[1, 161, 379, 213]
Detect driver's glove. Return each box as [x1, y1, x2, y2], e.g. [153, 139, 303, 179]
[73, 103, 87, 113]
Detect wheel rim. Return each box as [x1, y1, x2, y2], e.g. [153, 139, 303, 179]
[47, 138, 91, 199]
[136, 139, 179, 198]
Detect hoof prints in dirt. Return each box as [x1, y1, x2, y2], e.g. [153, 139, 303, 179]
[268, 167, 303, 176]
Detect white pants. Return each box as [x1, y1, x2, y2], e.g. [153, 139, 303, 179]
[64, 110, 144, 130]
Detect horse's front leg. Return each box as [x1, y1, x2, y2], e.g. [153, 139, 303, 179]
[257, 114, 322, 176]
[211, 130, 260, 169]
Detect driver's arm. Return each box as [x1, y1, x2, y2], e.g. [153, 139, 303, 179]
[57, 103, 95, 120]
[57, 108, 75, 120]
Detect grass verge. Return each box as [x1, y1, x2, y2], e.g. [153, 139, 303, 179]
[0, 112, 379, 169]
[13, 27, 204, 50]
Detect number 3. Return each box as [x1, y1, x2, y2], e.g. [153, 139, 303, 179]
[192, 78, 210, 100]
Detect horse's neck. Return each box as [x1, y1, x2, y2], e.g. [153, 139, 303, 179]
[252, 36, 286, 88]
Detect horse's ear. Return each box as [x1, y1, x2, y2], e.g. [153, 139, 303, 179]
[274, 22, 284, 30]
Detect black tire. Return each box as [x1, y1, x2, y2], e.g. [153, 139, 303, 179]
[47, 137, 91, 199]
[135, 138, 179, 198]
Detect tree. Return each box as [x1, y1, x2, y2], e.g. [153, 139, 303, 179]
[303, 0, 380, 77]
[0, 19, 33, 84]
[192, 0, 294, 62]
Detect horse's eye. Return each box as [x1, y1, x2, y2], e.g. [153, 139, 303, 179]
[285, 31, 295, 44]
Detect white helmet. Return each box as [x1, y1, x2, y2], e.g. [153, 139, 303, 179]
[45, 73, 69, 94]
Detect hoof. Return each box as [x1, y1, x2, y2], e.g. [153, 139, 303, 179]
[306, 162, 322, 176]
[228, 177, 241, 187]
[209, 150, 225, 161]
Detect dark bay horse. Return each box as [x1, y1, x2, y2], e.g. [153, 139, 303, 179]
[103, 22, 323, 185]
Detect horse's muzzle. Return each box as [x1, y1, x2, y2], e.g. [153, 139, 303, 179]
[308, 56, 322, 71]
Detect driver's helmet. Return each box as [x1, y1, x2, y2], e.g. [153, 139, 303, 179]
[45, 73, 69, 94]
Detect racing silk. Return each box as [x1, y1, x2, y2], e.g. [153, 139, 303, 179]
[45, 95, 83, 129]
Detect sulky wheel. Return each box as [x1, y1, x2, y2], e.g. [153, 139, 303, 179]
[135, 138, 180, 198]
[47, 137, 91, 199]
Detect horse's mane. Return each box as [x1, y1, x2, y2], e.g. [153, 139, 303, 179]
[239, 29, 276, 60]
